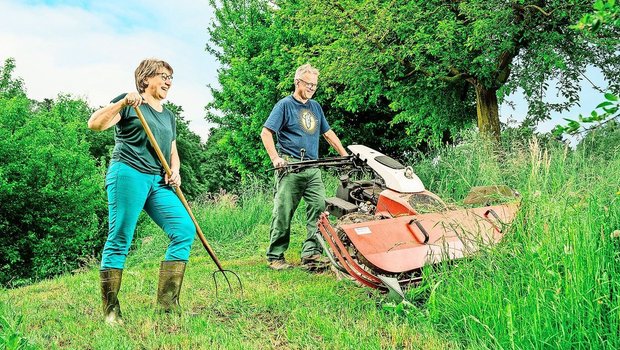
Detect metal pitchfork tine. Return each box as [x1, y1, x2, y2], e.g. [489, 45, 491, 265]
[133, 106, 243, 298]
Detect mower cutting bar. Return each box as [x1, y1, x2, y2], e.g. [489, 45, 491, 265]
[318, 213, 387, 290]
[317, 203, 518, 291]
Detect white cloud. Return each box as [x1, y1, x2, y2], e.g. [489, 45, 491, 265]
[0, 0, 218, 141]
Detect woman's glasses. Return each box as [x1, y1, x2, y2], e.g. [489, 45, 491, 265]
[157, 73, 174, 82]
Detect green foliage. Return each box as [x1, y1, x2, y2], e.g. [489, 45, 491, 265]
[0, 58, 25, 99]
[0, 93, 106, 286]
[576, 119, 620, 160]
[200, 127, 241, 193]
[80, 101, 114, 168]
[164, 102, 208, 200]
[574, 0, 620, 32]
[0, 59, 105, 286]
[0, 311, 35, 350]
[288, 0, 479, 139]
[206, 0, 303, 178]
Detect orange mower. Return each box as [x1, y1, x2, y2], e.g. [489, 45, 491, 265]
[276, 145, 519, 299]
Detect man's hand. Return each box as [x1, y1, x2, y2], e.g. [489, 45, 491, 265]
[272, 156, 288, 169]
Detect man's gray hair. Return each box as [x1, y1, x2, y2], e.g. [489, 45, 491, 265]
[294, 64, 319, 81]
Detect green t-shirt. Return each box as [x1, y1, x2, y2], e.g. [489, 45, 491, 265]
[110, 93, 177, 174]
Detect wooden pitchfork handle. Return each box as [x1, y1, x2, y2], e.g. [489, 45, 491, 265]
[133, 106, 225, 271]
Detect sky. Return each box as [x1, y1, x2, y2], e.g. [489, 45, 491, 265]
[0, 0, 609, 144]
[0, 0, 218, 141]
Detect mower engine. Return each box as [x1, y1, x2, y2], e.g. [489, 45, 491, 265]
[326, 145, 447, 219]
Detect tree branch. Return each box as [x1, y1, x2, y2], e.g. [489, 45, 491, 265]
[572, 114, 620, 136]
[524, 4, 555, 17]
[579, 71, 606, 94]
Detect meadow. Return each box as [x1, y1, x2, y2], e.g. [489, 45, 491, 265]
[1, 132, 618, 349]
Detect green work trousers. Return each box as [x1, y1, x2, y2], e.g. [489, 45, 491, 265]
[266, 168, 326, 261]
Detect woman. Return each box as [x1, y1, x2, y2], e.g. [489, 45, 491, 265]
[88, 58, 195, 325]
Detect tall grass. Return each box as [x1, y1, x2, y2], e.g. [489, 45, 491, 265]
[412, 134, 620, 349]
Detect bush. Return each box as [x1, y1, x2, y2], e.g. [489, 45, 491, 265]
[0, 92, 106, 286]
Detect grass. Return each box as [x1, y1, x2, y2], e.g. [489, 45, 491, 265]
[0, 186, 451, 349]
[412, 135, 620, 349]
[0, 228, 450, 349]
[1, 131, 619, 349]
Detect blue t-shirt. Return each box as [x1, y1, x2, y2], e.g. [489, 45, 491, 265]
[263, 95, 330, 160]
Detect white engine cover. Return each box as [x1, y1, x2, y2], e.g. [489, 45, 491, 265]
[348, 145, 425, 193]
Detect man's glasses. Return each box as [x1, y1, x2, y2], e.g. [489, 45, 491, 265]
[156, 73, 174, 82]
[297, 78, 317, 90]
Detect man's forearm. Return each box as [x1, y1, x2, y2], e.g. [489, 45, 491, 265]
[260, 128, 279, 160]
[324, 130, 348, 156]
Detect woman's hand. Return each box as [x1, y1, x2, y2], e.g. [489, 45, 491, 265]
[166, 169, 181, 187]
[124, 92, 143, 108]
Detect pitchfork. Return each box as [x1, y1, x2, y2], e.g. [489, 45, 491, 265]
[133, 106, 243, 298]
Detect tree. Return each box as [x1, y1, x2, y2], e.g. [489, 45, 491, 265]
[206, 0, 306, 177]
[0, 58, 25, 99]
[206, 0, 455, 178]
[0, 66, 106, 285]
[288, 0, 619, 141]
[200, 127, 242, 193]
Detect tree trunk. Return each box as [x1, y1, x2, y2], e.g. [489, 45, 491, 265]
[475, 84, 501, 141]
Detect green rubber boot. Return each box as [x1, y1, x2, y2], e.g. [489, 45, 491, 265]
[100, 269, 123, 325]
[156, 261, 187, 313]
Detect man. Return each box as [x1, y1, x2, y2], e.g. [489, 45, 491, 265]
[260, 63, 348, 271]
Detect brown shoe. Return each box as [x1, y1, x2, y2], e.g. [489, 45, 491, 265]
[268, 259, 293, 270]
[301, 254, 330, 272]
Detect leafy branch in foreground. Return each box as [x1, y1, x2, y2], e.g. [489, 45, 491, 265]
[553, 0, 619, 139]
[552, 93, 620, 137]
[573, 0, 620, 32]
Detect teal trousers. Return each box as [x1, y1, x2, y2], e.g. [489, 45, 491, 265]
[266, 168, 326, 261]
[101, 161, 196, 270]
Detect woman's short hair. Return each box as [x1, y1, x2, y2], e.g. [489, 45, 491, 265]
[134, 58, 173, 93]
[294, 63, 319, 82]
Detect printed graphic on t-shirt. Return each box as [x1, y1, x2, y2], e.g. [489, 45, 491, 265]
[298, 108, 318, 134]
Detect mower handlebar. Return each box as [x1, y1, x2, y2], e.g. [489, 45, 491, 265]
[266, 155, 363, 173]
